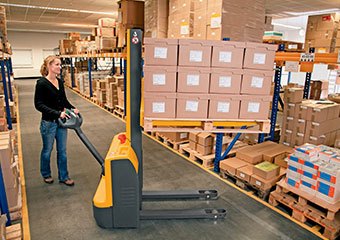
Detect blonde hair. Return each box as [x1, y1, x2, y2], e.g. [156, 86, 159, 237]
[40, 55, 60, 77]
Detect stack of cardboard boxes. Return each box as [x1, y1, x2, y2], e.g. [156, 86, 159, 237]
[305, 13, 340, 53]
[59, 32, 81, 55]
[144, 38, 276, 121]
[117, 0, 144, 48]
[144, 0, 169, 38]
[189, 132, 214, 155]
[0, 131, 19, 210]
[75, 71, 108, 96]
[166, 0, 265, 42]
[220, 141, 292, 190]
[93, 18, 117, 51]
[280, 87, 340, 148]
[286, 144, 340, 203]
[105, 75, 124, 108]
[159, 132, 189, 144]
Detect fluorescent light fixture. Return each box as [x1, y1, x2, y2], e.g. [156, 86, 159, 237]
[272, 23, 302, 30]
[8, 20, 98, 28]
[284, 8, 340, 16]
[61, 23, 98, 28]
[0, 3, 116, 16]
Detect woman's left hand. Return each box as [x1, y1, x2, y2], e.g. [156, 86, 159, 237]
[73, 108, 79, 114]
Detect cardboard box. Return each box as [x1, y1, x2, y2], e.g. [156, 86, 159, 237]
[189, 140, 197, 150]
[208, 94, 241, 119]
[177, 67, 210, 93]
[284, 88, 304, 103]
[239, 95, 272, 120]
[209, 68, 243, 94]
[160, 132, 189, 142]
[243, 42, 277, 70]
[95, 36, 117, 50]
[197, 132, 213, 146]
[176, 93, 209, 119]
[294, 118, 307, 133]
[254, 161, 280, 180]
[196, 143, 213, 155]
[236, 141, 277, 164]
[282, 117, 295, 131]
[98, 18, 116, 28]
[189, 131, 200, 142]
[120, 0, 144, 28]
[274, 153, 289, 168]
[211, 41, 245, 69]
[144, 66, 177, 92]
[305, 118, 340, 136]
[295, 100, 314, 119]
[144, 38, 179, 66]
[178, 39, 213, 67]
[241, 69, 274, 95]
[193, 8, 207, 39]
[144, 92, 177, 118]
[292, 132, 306, 147]
[262, 144, 293, 163]
[236, 165, 254, 182]
[96, 27, 115, 38]
[307, 102, 340, 122]
[250, 168, 285, 191]
[283, 103, 297, 118]
[220, 157, 249, 176]
[144, 0, 169, 38]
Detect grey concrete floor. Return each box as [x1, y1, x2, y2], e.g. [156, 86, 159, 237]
[17, 79, 319, 240]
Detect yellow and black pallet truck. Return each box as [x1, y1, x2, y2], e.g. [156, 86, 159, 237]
[59, 29, 226, 228]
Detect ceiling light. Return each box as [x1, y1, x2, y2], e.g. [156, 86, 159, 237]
[272, 23, 302, 30]
[0, 3, 116, 16]
[8, 20, 98, 28]
[284, 9, 340, 16]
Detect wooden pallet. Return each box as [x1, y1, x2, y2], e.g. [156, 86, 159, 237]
[220, 170, 281, 200]
[6, 223, 21, 240]
[144, 118, 270, 133]
[269, 179, 340, 240]
[155, 132, 189, 151]
[114, 105, 125, 119]
[179, 144, 215, 168]
[104, 104, 114, 113]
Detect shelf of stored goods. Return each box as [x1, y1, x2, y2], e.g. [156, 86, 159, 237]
[0, 50, 14, 227]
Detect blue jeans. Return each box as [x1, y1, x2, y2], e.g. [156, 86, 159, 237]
[40, 120, 69, 181]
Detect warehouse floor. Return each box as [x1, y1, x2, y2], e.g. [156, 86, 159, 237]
[18, 79, 320, 240]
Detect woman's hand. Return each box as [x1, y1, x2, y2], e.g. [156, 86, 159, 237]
[60, 111, 70, 119]
[73, 108, 79, 114]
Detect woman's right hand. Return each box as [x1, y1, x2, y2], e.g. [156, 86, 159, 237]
[60, 111, 70, 119]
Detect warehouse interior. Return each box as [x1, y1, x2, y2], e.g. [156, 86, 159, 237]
[0, 0, 340, 240]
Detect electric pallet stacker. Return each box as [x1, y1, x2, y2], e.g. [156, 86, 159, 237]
[59, 29, 227, 228]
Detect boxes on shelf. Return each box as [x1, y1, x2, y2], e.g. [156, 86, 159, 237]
[188, 132, 214, 155]
[119, 0, 145, 29]
[243, 42, 277, 70]
[160, 132, 189, 142]
[67, 32, 81, 41]
[96, 28, 115, 38]
[95, 36, 117, 51]
[211, 41, 245, 69]
[239, 95, 271, 120]
[284, 87, 304, 103]
[98, 18, 116, 28]
[208, 94, 240, 119]
[178, 39, 213, 67]
[167, 0, 194, 39]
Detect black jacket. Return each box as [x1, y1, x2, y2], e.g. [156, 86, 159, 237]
[34, 77, 75, 121]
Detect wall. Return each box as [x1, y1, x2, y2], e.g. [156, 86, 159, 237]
[7, 31, 66, 78]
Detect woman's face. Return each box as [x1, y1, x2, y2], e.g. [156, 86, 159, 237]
[48, 59, 61, 75]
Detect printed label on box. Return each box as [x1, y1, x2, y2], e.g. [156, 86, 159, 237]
[219, 51, 232, 63]
[187, 75, 200, 86]
[240, 173, 245, 178]
[186, 101, 199, 112]
[152, 74, 166, 85]
[154, 47, 168, 59]
[251, 77, 264, 88]
[180, 23, 190, 35]
[180, 133, 188, 139]
[255, 180, 262, 186]
[219, 76, 232, 88]
[210, 14, 221, 28]
[189, 50, 203, 62]
[152, 102, 165, 113]
[217, 102, 230, 113]
[248, 102, 260, 113]
[253, 53, 266, 65]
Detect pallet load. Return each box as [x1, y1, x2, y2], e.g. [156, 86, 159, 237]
[270, 143, 340, 240]
[144, 0, 168, 38]
[94, 18, 117, 52]
[144, 38, 276, 123]
[219, 141, 292, 198]
[305, 13, 340, 53]
[280, 87, 340, 148]
[105, 75, 124, 108]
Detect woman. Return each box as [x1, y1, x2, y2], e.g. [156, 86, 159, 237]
[34, 55, 79, 186]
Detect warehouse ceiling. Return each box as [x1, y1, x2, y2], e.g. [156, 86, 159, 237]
[0, 0, 340, 33]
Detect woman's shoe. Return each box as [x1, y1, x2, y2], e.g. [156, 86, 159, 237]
[59, 179, 75, 186]
[43, 177, 54, 184]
